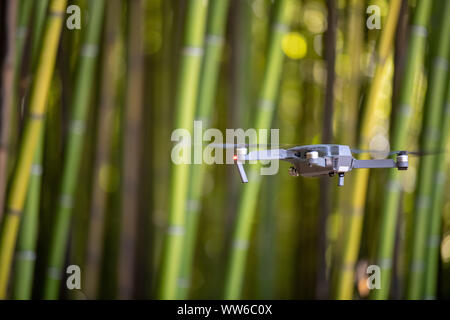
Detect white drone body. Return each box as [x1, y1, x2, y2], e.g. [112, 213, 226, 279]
[234, 144, 409, 186]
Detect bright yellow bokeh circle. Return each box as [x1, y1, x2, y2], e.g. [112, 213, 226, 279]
[282, 32, 307, 60]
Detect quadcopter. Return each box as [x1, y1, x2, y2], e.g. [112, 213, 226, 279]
[224, 144, 427, 186]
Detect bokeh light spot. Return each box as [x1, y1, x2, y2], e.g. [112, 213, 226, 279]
[303, 2, 327, 34]
[282, 32, 307, 60]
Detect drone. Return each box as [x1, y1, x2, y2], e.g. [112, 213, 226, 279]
[226, 144, 428, 186]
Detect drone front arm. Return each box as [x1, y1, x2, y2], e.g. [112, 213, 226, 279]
[352, 159, 397, 169]
[245, 149, 292, 161]
[234, 148, 293, 183]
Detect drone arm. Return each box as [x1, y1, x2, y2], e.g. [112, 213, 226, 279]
[352, 159, 397, 169]
[235, 149, 291, 183]
[245, 149, 292, 161]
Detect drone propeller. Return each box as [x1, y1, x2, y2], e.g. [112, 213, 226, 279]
[387, 150, 443, 156]
[351, 149, 443, 157]
[208, 143, 295, 149]
[209, 143, 272, 149]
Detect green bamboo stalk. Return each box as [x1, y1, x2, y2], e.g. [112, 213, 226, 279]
[10, 0, 52, 299]
[4, 0, 36, 182]
[316, 0, 337, 299]
[338, 0, 363, 146]
[406, 0, 450, 299]
[229, 0, 253, 128]
[84, 0, 121, 299]
[177, 0, 230, 299]
[158, 0, 209, 300]
[370, 0, 433, 300]
[118, 0, 145, 300]
[335, 0, 402, 300]
[0, 0, 18, 224]
[3, 1, 48, 218]
[424, 62, 450, 299]
[11, 128, 45, 299]
[42, 0, 106, 299]
[150, 0, 173, 296]
[273, 65, 303, 299]
[15, 0, 34, 59]
[98, 103, 124, 299]
[0, 0, 67, 299]
[224, 0, 292, 299]
[30, 0, 50, 68]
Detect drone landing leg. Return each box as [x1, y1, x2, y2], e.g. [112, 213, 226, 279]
[338, 173, 344, 186]
[236, 162, 248, 183]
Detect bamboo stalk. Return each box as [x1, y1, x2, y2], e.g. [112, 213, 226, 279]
[10, 0, 52, 299]
[118, 0, 145, 300]
[158, 0, 209, 300]
[338, 0, 363, 146]
[8, 0, 37, 170]
[2, 0, 35, 193]
[84, 0, 121, 299]
[0, 0, 67, 299]
[30, 0, 50, 68]
[370, 0, 433, 300]
[335, 0, 402, 300]
[229, 0, 252, 128]
[98, 104, 123, 299]
[0, 0, 18, 223]
[11, 127, 45, 299]
[316, 0, 337, 299]
[177, 0, 230, 299]
[406, 0, 450, 299]
[42, 0, 106, 299]
[149, 0, 174, 297]
[424, 60, 450, 299]
[224, 0, 292, 299]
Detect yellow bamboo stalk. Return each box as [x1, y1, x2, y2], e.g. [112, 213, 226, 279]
[335, 0, 402, 299]
[0, 0, 67, 299]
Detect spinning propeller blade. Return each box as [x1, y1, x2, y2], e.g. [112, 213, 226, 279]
[208, 143, 281, 149]
[351, 148, 443, 157]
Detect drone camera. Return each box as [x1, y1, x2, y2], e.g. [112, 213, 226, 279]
[289, 166, 299, 177]
[396, 154, 409, 170]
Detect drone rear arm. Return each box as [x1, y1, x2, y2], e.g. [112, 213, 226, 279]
[352, 159, 397, 169]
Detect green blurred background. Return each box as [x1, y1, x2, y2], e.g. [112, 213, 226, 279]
[0, 0, 449, 300]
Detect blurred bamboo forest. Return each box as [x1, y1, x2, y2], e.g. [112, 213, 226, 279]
[0, 0, 449, 300]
